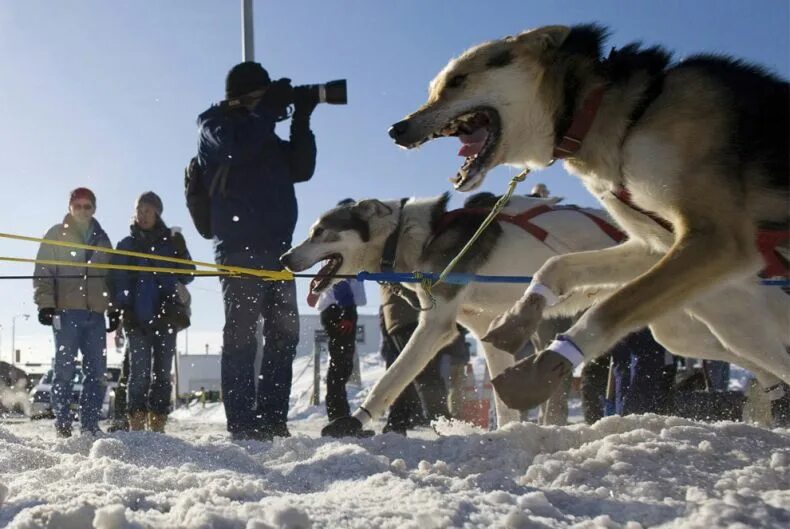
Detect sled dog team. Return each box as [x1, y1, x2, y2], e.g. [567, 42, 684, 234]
[282, 24, 790, 435]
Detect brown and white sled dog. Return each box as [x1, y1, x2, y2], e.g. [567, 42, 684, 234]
[388, 24, 790, 413]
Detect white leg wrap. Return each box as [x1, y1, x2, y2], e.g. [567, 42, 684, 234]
[525, 282, 560, 307]
[765, 384, 786, 401]
[547, 337, 585, 368]
[352, 407, 372, 425]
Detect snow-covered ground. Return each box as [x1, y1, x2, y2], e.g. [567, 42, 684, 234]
[1, 350, 788, 529]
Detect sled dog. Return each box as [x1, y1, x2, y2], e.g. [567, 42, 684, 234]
[388, 24, 790, 413]
[281, 193, 785, 436]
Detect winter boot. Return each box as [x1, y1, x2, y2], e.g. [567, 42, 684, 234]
[55, 423, 72, 439]
[147, 412, 167, 433]
[129, 410, 147, 431]
[107, 417, 129, 433]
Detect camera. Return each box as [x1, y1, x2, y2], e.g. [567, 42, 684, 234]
[222, 79, 347, 117]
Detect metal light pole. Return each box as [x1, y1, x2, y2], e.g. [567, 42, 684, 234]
[241, 0, 255, 61]
[11, 314, 30, 366]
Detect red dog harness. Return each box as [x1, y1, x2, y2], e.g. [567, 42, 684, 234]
[612, 186, 789, 278]
[437, 204, 626, 245]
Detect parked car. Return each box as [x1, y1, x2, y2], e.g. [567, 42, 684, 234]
[28, 367, 121, 420]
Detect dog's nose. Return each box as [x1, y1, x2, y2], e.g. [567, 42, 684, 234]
[279, 253, 292, 269]
[388, 120, 410, 140]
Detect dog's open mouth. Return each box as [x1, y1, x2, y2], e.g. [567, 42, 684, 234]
[438, 107, 500, 191]
[309, 254, 344, 294]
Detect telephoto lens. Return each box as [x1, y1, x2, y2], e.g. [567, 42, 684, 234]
[301, 79, 347, 105]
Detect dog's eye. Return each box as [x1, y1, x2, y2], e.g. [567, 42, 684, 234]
[447, 74, 467, 88]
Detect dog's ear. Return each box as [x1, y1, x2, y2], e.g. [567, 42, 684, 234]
[352, 199, 392, 221]
[514, 25, 571, 51]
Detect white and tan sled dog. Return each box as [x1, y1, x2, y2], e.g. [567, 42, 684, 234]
[281, 194, 785, 436]
[387, 24, 790, 417]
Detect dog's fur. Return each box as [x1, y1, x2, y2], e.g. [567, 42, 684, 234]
[389, 24, 790, 388]
[281, 195, 783, 430]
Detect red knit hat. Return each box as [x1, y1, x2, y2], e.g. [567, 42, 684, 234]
[69, 187, 96, 206]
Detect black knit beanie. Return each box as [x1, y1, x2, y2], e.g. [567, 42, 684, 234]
[225, 62, 271, 99]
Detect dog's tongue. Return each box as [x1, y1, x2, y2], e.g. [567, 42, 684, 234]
[307, 278, 321, 307]
[458, 128, 488, 157]
[307, 259, 336, 307]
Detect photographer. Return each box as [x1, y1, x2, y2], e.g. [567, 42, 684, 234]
[192, 62, 318, 441]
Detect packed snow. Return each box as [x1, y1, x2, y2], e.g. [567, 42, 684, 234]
[1, 350, 788, 528]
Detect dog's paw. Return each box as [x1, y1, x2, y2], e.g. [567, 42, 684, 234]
[321, 416, 375, 438]
[491, 350, 572, 410]
[481, 294, 546, 354]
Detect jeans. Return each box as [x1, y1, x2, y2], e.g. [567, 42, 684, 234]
[220, 270, 299, 434]
[126, 328, 177, 414]
[610, 329, 676, 416]
[321, 304, 358, 420]
[51, 309, 107, 431]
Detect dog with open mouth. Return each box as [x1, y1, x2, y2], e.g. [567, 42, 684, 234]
[388, 24, 790, 419]
[281, 191, 790, 436]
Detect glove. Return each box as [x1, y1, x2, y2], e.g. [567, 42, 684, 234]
[106, 310, 121, 333]
[38, 308, 55, 326]
[257, 78, 293, 113]
[335, 318, 356, 336]
[292, 85, 319, 119]
[171, 231, 188, 257]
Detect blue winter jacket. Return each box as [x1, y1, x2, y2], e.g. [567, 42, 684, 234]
[196, 99, 316, 263]
[110, 221, 195, 328]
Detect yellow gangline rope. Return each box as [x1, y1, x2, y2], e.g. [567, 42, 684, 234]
[0, 256, 226, 276]
[0, 232, 293, 281]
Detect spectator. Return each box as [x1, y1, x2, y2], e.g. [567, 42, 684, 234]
[379, 285, 450, 434]
[110, 192, 195, 432]
[441, 326, 471, 419]
[703, 360, 731, 391]
[33, 187, 117, 437]
[192, 62, 318, 441]
[107, 343, 130, 432]
[314, 258, 366, 419]
[609, 328, 676, 416]
[528, 183, 549, 198]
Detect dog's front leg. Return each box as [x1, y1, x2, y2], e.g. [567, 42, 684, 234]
[483, 240, 659, 355]
[495, 220, 762, 411]
[321, 293, 461, 437]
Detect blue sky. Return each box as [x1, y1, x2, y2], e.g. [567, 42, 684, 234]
[0, 1, 787, 365]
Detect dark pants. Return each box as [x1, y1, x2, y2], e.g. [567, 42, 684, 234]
[220, 274, 299, 434]
[610, 329, 676, 416]
[51, 310, 107, 432]
[112, 346, 130, 421]
[321, 304, 358, 420]
[580, 354, 610, 424]
[384, 323, 450, 431]
[127, 328, 177, 414]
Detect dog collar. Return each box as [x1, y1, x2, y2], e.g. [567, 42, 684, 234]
[380, 198, 409, 274]
[553, 84, 607, 159]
